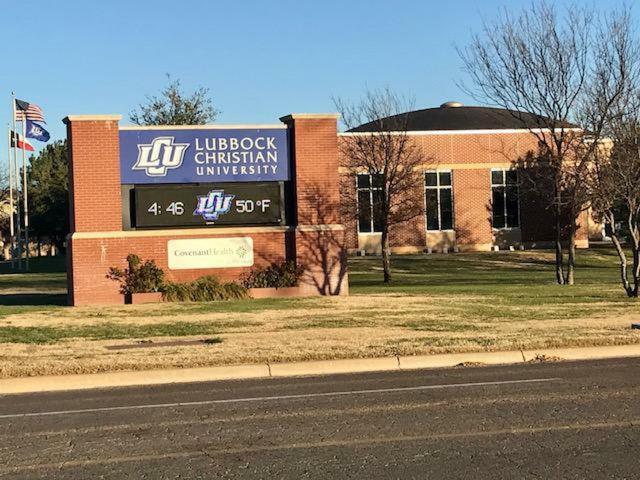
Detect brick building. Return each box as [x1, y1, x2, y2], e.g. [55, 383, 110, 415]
[338, 102, 593, 254]
[64, 104, 598, 305]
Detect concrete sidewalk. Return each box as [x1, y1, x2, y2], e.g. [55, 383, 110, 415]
[2, 344, 640, 395]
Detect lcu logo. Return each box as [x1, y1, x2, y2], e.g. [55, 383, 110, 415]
[133, 136, 189, 176]
[194, 190, 236, 222]
[29, 124, 44, 137]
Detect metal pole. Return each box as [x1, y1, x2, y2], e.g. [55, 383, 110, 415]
[21, 116, 29, 271]
[6, 126, 15, 268]
[11, 92, 22, 270]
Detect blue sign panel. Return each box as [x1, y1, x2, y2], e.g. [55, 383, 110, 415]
[119, 127, 289, 184]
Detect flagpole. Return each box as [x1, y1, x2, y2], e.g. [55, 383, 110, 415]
[11, 92, 22, 270]
[21, 114, 29, 271]
[6, 126, 15, 268]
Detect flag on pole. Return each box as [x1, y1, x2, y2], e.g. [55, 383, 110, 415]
[14, 99, 45, 123]
[25, 120, 50, 142]
[10, 131, 35, 151]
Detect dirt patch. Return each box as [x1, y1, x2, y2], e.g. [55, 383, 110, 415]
[527, 354, 564, 363]
[455, 361, 486, 367]
[104, 338, 222, 350]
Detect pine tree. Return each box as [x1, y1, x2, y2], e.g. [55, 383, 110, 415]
[27, 140, 69, 251]
[130, 75, 219, 125]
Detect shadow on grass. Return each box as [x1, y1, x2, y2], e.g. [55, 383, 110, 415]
[0, 293, 67, 306]
[0, 256, 67, 307]
[0, 256, 66, 274]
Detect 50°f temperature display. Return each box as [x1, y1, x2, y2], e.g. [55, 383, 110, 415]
[134, 182, 283, 228]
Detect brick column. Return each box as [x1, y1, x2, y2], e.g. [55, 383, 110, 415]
[576, 210, 590, 249]
[64, 115, 122, 232]
[64, 115, 123, 305]
[280, 114, 348, 295]
[452, 168, 493, 251]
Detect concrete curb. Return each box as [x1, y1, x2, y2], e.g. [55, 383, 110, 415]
[1, 344, 640, 395]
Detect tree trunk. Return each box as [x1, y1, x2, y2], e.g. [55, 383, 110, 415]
[610, 233, 633, 296]
[554, 205, 565, 285]
[381, 228, 391, 283]
[632, 235, 640, 298]
[566, 222, 576, 285]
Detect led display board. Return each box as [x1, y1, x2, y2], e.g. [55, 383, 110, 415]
[133, 182, 283, 228]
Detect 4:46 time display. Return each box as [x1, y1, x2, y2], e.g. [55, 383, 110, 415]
[133, 182, 283, 228]
[147, 202, 185, 216]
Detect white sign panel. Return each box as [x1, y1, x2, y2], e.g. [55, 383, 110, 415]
[167, 237, 254, 270]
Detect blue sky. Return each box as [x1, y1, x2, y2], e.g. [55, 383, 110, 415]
[0, 0, 630, 157]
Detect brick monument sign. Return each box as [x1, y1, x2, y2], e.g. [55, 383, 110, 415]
[64, 114, 348, 305]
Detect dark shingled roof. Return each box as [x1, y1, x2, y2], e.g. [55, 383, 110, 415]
[348, 105, 578, 132]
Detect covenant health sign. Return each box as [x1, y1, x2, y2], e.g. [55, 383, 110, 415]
[119, 127, 289, 184]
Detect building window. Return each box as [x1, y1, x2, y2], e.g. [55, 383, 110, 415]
[491, 169, 519, 229]
[425, 171, 453, 231]
[356, 173, 384, 233]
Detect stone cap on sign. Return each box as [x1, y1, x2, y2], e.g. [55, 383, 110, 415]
[279, 113, 340, 122]
[70, 225, 293, 239]
[119, 123, 287, 130]
[63, 114, 122, 124]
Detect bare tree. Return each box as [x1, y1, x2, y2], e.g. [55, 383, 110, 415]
[590, 97, 640, 297]
[458, 2, 633, 285]
[335, 87, 426, 283]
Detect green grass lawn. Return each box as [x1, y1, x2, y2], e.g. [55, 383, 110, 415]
[350, 246, 637, 315]
[1, 247, 637, 314]
[0, 247, 638, 344]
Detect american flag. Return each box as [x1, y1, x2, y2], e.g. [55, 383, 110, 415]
[14, 99, 46, 123]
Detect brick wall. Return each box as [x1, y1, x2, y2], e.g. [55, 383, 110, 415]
[339, 173, 359, 251]
[389, 175, 427, 250]
[576, 210, 590, 242]
[337, 130, 588, 252]
[452, 168, 493, 249]
[68, 230, 291, 305]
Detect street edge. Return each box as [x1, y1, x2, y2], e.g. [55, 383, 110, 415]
[2, 344, 640, 395]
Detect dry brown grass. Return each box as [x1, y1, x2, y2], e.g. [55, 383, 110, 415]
[1, 292, 639, 378]
[3, 250, 640, 378]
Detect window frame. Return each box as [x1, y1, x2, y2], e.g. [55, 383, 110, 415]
[490, 168, 520, 230]
[355, 173, 384, 234]
[424, 170, 454, 232]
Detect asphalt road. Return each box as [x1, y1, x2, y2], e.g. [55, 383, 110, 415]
[0, 358, 639, 479]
